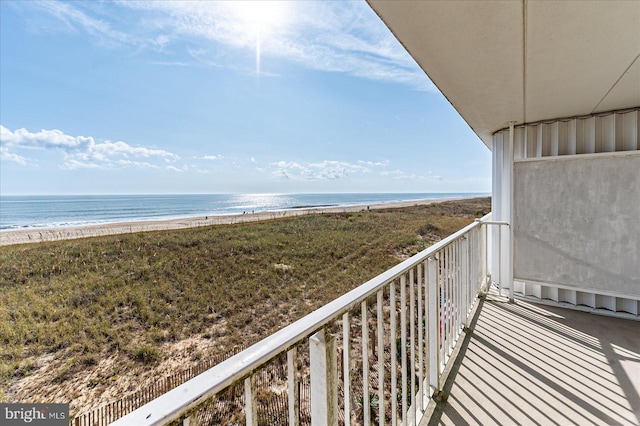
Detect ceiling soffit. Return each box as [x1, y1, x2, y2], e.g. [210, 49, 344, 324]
[368, 0, 640, 147]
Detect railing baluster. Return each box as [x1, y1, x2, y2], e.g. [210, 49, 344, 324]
[438, 247, 449, 368]
[377, 289, 385, 426]
[245, 374, 257, 426]
[455, 239, 460, 332]
[342, 313, 351, 426]
[400, 274, 407, 426]
[464, 236, 468, 317]
[449, 243, 454, 351]
[452, 242, 456, 343]
[458, 239, 462, 326]
[424, 259, 430, 395]
[463, 236, 469, 328]
[409, 268, 416, 425]
[428, 256, 439, 393]
[417, 262, 424, 413]
[362, 300, 370, 426]
[448, 243, 454, 355]
[469, 230, 473, 299]
[390, 281, 397, 426]
[440, 249, 445, 367]
[288, 347, 300, 426]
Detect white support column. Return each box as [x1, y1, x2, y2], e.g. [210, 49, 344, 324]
[310, 329, 338, 426]
[501, 130, 510, 297]
[491, 133, 503, 291]
[508, 121, 516, 303]
[492, 124, 516, 300]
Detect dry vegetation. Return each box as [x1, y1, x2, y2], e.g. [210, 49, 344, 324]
[0, 198, 490, 417]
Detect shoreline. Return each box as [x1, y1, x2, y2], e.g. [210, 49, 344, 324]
[0, 197, 477, 246]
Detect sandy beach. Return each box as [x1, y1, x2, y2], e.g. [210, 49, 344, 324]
[0, 197, 471, 246]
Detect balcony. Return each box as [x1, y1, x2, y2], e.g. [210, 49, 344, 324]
[431, 291, 640, 425]
[106, 214, 639, 426]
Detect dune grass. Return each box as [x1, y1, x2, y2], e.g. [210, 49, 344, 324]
[0, 197, 489, 407]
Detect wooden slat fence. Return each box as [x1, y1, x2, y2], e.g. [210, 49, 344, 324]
[72, 346, 245, 426]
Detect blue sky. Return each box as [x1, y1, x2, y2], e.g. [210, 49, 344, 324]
[0, 1, 491, 195]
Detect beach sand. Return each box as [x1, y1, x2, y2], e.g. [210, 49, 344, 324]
[0, 197, 471, 246]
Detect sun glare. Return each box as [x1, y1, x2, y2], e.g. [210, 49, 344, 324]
[233, 1, 287, 34]
[230, 1, 290, 74]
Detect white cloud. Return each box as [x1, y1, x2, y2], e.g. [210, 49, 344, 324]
[198, 155, 222, 161]
[0, 146, 29, 166]
[115, 159, 160, 169]
[381, 169, 442, 181]
[270, 159, 388, 181]
[0, 125, 178, 170]
[1, 125, 88, 149]
[167, 164, 189, 172]
[358, 160, 389, 167]
[23, 1, 434, 91]
[380, 169, 404, 177]
[30, 1, 168, 50]
[189, 164, 211, 174]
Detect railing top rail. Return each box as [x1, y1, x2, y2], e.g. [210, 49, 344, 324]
[111, 213, 490, 426]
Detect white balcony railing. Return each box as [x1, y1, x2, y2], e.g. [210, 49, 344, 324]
[111, 214, 491, 426]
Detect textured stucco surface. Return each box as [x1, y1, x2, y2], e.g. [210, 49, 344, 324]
[514, 153, 640, 297]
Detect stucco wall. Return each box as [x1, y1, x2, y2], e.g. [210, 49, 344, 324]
[514, 153, 640, 297]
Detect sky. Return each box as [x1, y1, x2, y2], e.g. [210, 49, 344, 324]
[0, 1, 491, 195]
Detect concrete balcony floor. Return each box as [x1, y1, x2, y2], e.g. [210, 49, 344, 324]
[428, 292, 640, 426]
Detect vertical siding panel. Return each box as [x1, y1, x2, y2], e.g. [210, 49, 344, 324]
[584, 116, 596, 153]
[575, 118, 585, 154]
[615, 112, 625, 151]
[525, 124, 536, 158]
[566, 119, 577, 155]
[622, 110, 638, 151]
[595, 115, 603, 153]
[557, 120, 569, 155]
[541, 122, 552, 157]
[637, 110, 640, 150]
[536, 124, 543, 157]
[550, 121, 559, 156]
[514, 127, 525, 160]
[602, 114, 615, 152]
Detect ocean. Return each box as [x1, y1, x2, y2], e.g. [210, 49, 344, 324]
[0, 193, 486, 230]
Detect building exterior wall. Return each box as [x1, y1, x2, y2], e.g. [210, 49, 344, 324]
[514, 152, 640, 298]
[492, 108, 640, 315]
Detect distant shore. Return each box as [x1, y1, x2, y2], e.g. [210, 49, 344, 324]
[0, 197, 474, 246]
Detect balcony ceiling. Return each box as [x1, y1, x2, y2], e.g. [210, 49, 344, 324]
[368, 0, 640, 148]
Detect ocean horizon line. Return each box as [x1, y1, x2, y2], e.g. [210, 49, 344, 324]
[0, 191, 486, 197]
